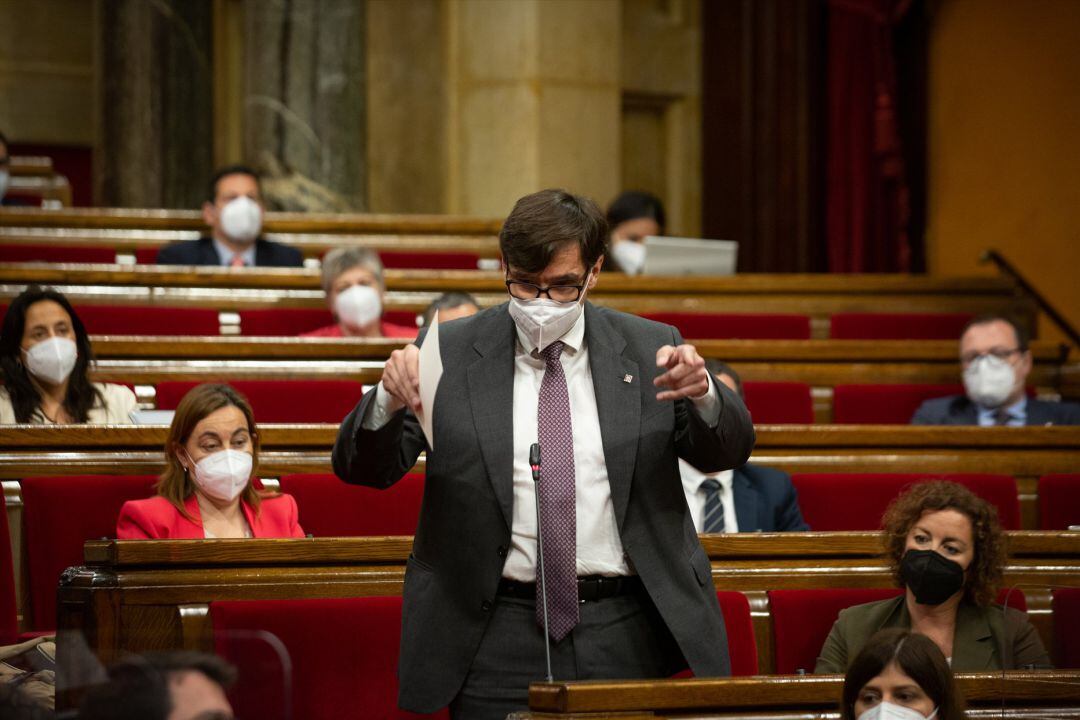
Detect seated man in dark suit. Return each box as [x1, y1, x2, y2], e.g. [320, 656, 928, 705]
[156, 165, 303, 267]
[911, 313, 1080, 426]
[681, 360, 809, 532]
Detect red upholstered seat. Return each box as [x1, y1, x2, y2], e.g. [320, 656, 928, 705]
[0, 244, 118, 264]
[829, 313, 973, 340]
[211, 597, 447, 720]
[771, 588, 902, 674]
[77, 305, 221, 336]
[20, 475, 158, 631]
[790, 473, 1021, 531]
[642, 313, 811, 340]
[278, 473, 425, 537]
[239, 309, 332, 336]
[1053, 588, 1080, 668]
[378, 250, 481, 270]
[770, 587, 1026, 675]
[1038, 474, 1080, 530]
[742, 382, 815, 424]
[0, 492, 18, 645]
[155, 381, 367, 423]
[716, 590, 758, 675]
[135, 248, 162, 264]
[832, 384, 964, 424]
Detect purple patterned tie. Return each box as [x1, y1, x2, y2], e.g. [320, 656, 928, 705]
[536, 341, 579, 640]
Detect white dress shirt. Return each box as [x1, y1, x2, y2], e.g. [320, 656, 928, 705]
[363, 307, 723, 581]
[212, 237, 255, 267]
[679, 460, 738, 534]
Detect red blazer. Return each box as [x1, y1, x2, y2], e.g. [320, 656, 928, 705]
[117, 492, 305, 539]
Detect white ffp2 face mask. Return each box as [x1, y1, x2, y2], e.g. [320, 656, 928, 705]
[219, 196, 262, 244]
[188, 449, 253, 503]
[335, 284, 382, 330]
[857, 702, 937, 720]
[23, 337, 78, 386]
[963, 354, 1017, 408]
[611, 240, 646, 275]
[508, 296, 584, 352]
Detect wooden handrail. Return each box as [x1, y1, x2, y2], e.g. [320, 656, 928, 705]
[984, 248, 1080, 347]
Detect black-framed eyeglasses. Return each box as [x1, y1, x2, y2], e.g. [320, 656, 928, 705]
[961, 347, 1022, 366]
[505, 278, 586, 303]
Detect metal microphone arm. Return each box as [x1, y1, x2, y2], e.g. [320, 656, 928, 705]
[530, 442, 554, 683]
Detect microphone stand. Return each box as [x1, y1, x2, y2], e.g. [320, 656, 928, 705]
[530, 442, 554, 683]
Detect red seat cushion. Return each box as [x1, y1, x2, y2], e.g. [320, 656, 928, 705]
[155, 381, 366, 423]
[20, 475, 158, 631]
[790, 473, 1020, 531]
[1053, 588, 1080, 668]
[240, 309, 332, 336]
[790, 472, 1015, 528]
[829, 313, 973, 340]
[76, 305, 221, 336]
[770, 588, 903, 674]
[378, 250, 480, 270]
[278, 473, 424, 537]
[211, 597, 447, 720]
[0, 244, 118, 264]
[742, 382, 815, 424]
[0, 492, 18, 645]
[643, 313, 811, 340]
[717, 591, 757, 675]
[832, 384, 965, 424]
[1039, 474, 1080, 530]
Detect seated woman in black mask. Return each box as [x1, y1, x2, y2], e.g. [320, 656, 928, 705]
[815, 480, 1050, 673]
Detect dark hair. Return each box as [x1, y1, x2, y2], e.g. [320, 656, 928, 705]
[0, 285, 103, 423]
[705, 359, 743, 398]
[0, 682, 54, 720]
[422, 291, 479, 327]
[842, 629, 964, 720]
[499, 189, 609, 274]
[79, 651, 236, 720]
[961, 313, 1029, 351]
[606, 191, 666, 233]
[881, 480, 1005, 607]
[207, 164, 261, 204]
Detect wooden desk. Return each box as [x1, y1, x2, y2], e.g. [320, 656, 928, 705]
[57, 532, 1080, 675]
[521, 672, 1080, 719]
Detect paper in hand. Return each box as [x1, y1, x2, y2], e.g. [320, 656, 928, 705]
[416, 311, 444, 449]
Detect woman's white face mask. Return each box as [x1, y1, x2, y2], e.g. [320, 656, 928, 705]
[963, 354, 1017, 408]
[611, 239, 646, 275]
[187, 449, 253, 503]
[335, 284, 383, 330]
[22, 336, 78, 386]
[858, 702, 937, 720]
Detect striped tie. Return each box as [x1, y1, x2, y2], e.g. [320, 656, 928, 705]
[701, 477, 726, 533]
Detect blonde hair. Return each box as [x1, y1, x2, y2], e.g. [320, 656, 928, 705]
[156, 384, 271, 520]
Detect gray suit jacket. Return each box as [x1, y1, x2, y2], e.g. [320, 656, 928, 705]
[333, 302, 756, 712]
[911, 395, 1080, 426]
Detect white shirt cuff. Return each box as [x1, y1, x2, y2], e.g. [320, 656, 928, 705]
[361, 381, 407, 430]
[690, 373, 722, 428]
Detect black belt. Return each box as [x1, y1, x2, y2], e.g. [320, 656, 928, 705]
[497, 575, 642, 603]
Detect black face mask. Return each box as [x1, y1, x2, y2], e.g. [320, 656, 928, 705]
[899, 549, 966, 605]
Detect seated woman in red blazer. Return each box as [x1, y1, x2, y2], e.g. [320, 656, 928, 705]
[118, 383, 305, 539]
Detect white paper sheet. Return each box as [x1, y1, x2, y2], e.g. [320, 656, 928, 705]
[416, 311, 443, 449]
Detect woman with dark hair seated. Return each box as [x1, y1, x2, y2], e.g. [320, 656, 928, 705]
[842, 628, 964, 720]
[604, 190, 665, 275]
[117, 383, 304, 539]
[816, 480, 1050, 673]
[0, 285, 136, 424]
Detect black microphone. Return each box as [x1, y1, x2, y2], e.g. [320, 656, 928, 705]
[530, 442, 554, 682]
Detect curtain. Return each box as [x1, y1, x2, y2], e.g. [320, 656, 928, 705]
[826, 0, 912, 272]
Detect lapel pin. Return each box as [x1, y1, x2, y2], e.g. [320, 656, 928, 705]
[623, 374, 633, 384]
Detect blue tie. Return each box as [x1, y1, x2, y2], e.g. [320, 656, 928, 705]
[701, 477, 726, 533]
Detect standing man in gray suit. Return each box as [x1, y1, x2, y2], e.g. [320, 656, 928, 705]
[333, 189, 755, 719]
